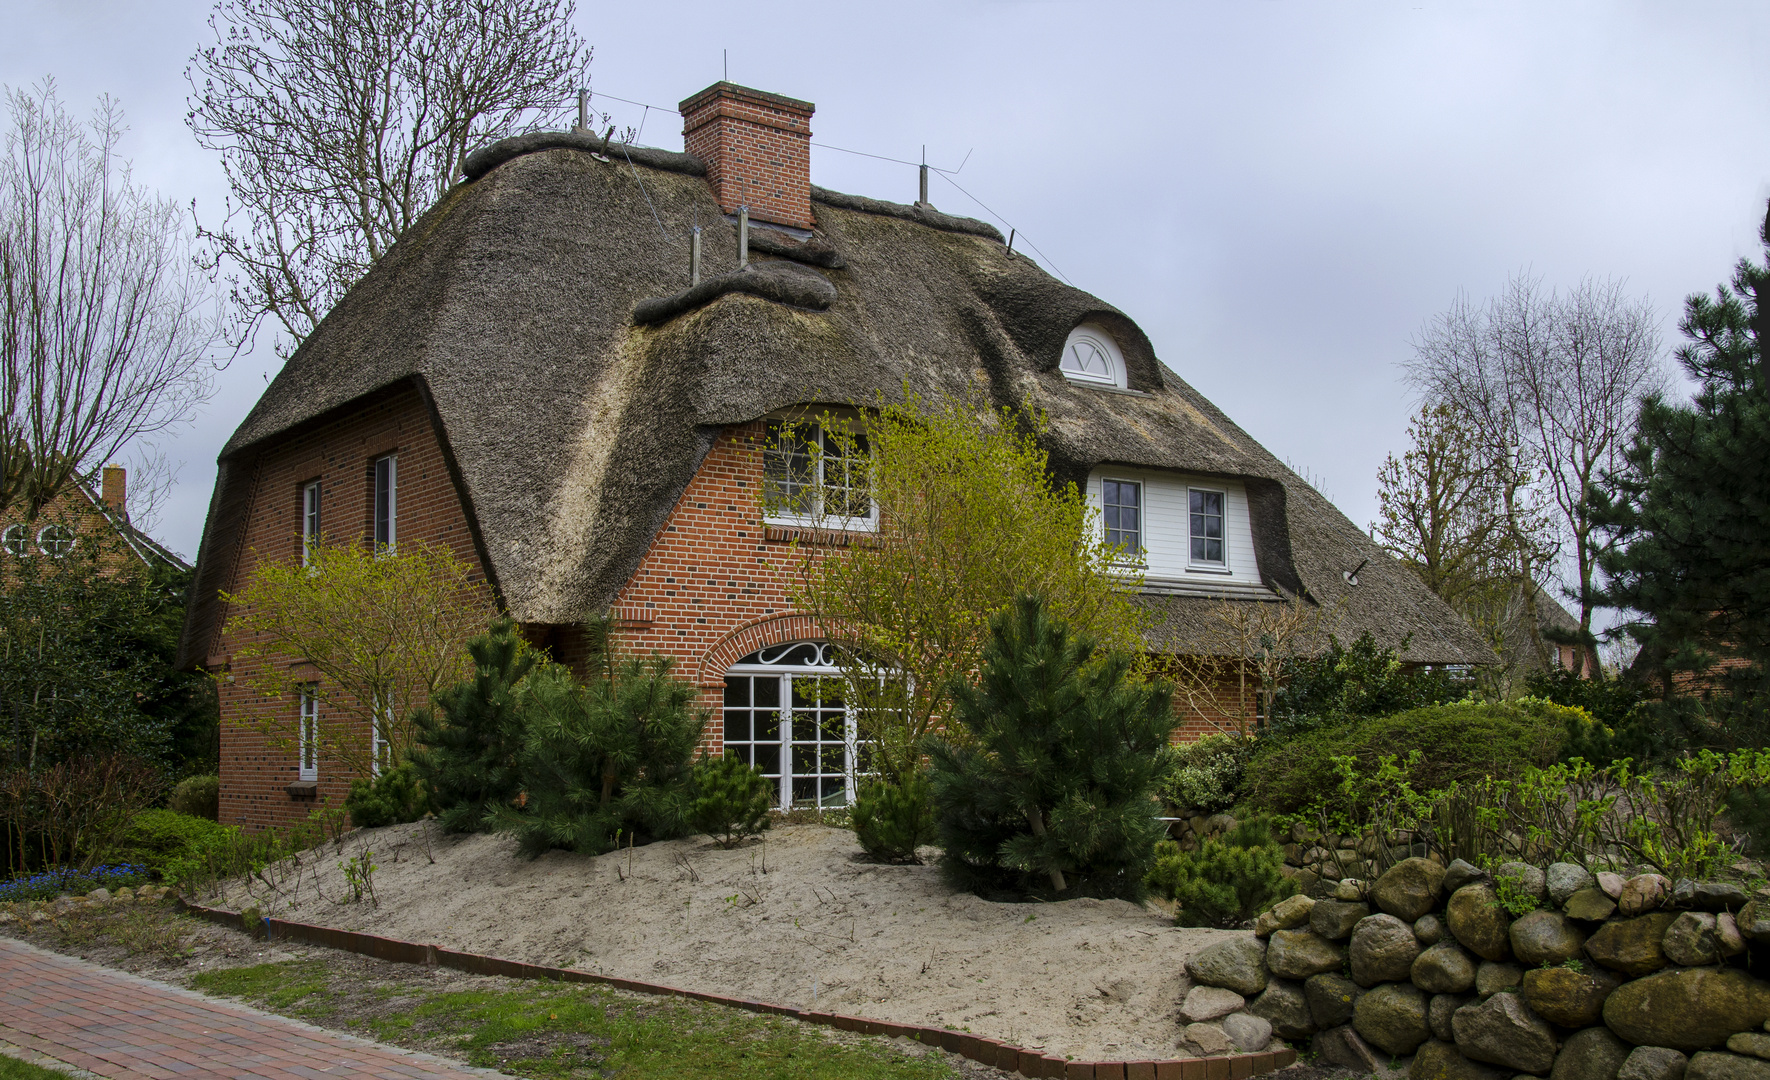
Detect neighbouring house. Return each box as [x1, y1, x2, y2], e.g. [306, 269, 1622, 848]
[178, 81, 1490, 830]
[0, 465, 187, 576]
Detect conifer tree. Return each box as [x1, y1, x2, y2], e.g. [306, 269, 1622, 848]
[927, 594, 1173, 900]
[407, 618, 535, 832]
[1592, 201, 1770, 745]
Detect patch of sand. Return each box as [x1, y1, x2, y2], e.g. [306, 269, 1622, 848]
[217, 822, 1241, 1060]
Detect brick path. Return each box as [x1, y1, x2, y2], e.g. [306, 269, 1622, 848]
[0, 936, 503, 1079]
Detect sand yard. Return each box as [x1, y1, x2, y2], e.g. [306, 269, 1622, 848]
[211, 822, 1241, 1061]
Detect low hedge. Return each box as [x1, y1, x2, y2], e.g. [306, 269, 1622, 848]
[1241, 698, 1579, 815]
[106, 809, 234, 882]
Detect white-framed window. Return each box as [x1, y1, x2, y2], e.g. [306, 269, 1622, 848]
[1101, 478, 1143, 558]
[1189, 487, 1227, 568]
[370, 695, 392, 776]
[36, 524, 76, 557]
[1, 524, 29, 557]
[1059, 324, 1128, 389]
[722, 641, 868, 809]
[761, 420, 876, 531]
[373, 455, 397, 550]
[298, 683, 320, 782]
[301, 479, 322, 564]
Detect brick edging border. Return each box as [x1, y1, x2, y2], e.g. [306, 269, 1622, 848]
[176, 900, 1295, 1080]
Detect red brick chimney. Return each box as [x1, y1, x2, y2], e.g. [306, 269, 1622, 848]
[679, 82, 815, 230]
[101, 464, 126, 516]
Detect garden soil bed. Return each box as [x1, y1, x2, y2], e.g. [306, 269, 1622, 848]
[206, 822, 1242, 1061]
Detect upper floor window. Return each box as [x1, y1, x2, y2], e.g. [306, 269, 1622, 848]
[373, 455, 397, 550]
[36, 524, 76, 557]
[2, 524, 29, 557]
[1102, 479, 1142, 558]
[762, 420, 875, 530]
[1189, 488, 1226, 567]
[1059, 324, 1128, 390]
[301, 480, 321, 563]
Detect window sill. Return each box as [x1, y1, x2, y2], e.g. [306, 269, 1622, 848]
[286, 780, 318, 799]
[1186, 564, 1234, 575]
[764, 524, 879, 547]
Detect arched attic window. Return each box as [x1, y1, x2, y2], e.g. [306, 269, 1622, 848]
[1059, 324, 1128, 389]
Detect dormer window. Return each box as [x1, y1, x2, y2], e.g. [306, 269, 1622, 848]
[762, 419, 877, 531]
[1059, 324, 1128, 389]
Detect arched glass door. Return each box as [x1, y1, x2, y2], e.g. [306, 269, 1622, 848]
[721, 641, 863, 808]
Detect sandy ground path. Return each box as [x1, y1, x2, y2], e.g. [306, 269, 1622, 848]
[215, 822, 1239, 1061]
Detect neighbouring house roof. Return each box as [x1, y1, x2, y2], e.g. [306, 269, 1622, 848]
[179, 131, 1490, 668]
[72, 480, 190, 573]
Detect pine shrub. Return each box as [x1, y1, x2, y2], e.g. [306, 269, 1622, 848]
[345, 762, 430, 828]
[689, 753, 773, 848]
[408, 618, 536, 833]
[1146, 817, 1297, 928]
[493, 655, 705, 857]
[852, 772, 934, 863]
[167, 774, 220, 820]
[928, 593, 1172, 900]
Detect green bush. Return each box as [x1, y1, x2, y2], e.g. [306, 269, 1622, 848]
[1155, 734, 1255, 813]
[929, 594, 1172, 901]
[1268, 632, 1469, 736]
[108, 809, 233, 881]
[1242, 699, 1573, 816]
[167, 774, 220, 820]
[1146, 819, 1298, 928]
[345, 762, 430, 828]
[852, 772, 934, 863]
[689, 753, 773, 848]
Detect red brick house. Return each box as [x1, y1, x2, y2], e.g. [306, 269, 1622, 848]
[1, 465, 186, 575]
[178, 81, 1489, 830]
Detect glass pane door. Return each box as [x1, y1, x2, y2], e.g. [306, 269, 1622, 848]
[722, 674, 785, 806]
[788, 675, 849, 808]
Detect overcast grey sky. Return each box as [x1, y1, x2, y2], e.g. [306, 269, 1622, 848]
[6, 1, 1769, 603]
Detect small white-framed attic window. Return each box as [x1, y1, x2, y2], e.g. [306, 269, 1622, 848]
[1059, 324, 1128, 389]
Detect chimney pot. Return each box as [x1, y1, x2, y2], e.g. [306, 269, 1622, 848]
[679, 82, 815, 230]
[101, 464, 126, 517]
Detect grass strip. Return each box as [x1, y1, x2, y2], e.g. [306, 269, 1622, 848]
[0, 1055, 74, 1080]
[194, 961, 966, 1080]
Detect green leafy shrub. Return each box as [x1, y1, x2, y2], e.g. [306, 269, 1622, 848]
[167, 775, 220, 820]
[852, 772, 934, 863]
[690, 753, 773, 848]
[491, 656, 705, 857]
[1155, 734, 1255, 812]
[1146, 817, 1297, 928]
[928, 594, 1172, 900]
[408, 618, 536, 833]
[1268, 632, 1469, 736]
[107, 809, 232, 881]
[345, 762, 430, 828]
[1243, 699, 1573, 816]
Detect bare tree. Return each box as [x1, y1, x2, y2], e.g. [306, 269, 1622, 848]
[1406, 274, 1665, 675]
[0, 81, 221, 519]
[187, 0, 594, 353]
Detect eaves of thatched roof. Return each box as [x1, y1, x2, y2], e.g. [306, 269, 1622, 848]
[180, 133, 1491, 669]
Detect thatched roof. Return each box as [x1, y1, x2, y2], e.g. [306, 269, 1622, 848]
[180, 133, 1491, 668]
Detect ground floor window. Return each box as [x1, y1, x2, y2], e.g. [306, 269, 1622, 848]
[298, 683, 320, 781]
[722, 641, 867, 809]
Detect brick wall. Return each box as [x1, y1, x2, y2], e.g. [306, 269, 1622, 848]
[210, 385, 488, 832]
[679, 82, 815, 230]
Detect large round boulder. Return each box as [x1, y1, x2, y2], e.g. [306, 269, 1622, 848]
[1416, 914, 1447, 946]
[1222, 1012, 1273, 1053]
[1180, 985, 1246, 1022]
[1497, 862, 1548, 904]
[1185, 936, 1268, 996]
[1370, 857, 1448, 922]
[1474, 961, 1522, 997]
[1452, 992, 1557, 1075]
[1686, 1053, 1770, 1080]
[1268, 928, 1347, 980]
[1550, 1026, 1632, 1080]
[1618, 874, 1672, 917]
[1587, 913, 1679, 978]
[1351, 913, 1423, 987]
[1413, 941, 1477, 995]
[1355, 981, 1432, 1057]
[1737, 901, 1770, 943]
[1447, 884, 1513, 961]
[1547, 862, 1595, 906]
[1248, 979, 1316, 1041]
[1305, 972, 1362, 1029]
[1565, 887, 1620, 923]
[1412, 1039, 1512, 1080]
[1444, 859, 1487, 894]
[1255, 893, 1317, 938]
[1521, 965, 1622, 1028]
[1603, 969, 1770, 1052]
[1511, 910, 1587, 966]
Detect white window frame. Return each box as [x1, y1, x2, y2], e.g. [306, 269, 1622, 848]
[1100, 477, 1144, 562]
[370, 694, 392, 776]
[1058, 324, 1128, 389]
[301, 480, 322, 564]
[373, 454, 397, 551]
[1187, 486, 1230, 571]
[761, 420, 878, 532]
[722, 642, 868, 810]
[36, 524, 76, 557]
[298, 683, 320, 782]
[2, 523, 30, 557]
